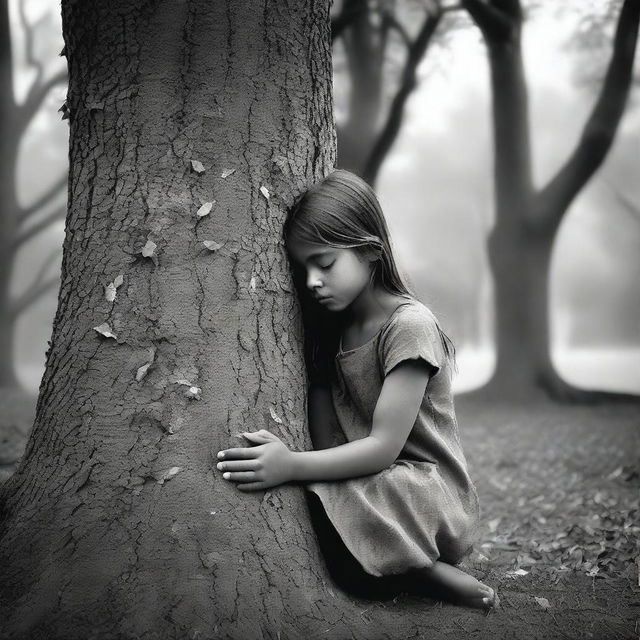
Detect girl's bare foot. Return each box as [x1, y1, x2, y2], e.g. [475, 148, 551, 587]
[411, 560, 499, 610]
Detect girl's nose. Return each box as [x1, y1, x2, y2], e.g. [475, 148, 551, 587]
[306, 268, 322, 290]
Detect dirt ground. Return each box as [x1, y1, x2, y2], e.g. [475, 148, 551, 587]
[1, 390, 638, 639]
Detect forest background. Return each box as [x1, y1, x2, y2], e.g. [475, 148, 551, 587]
[3, 0, 639, 399]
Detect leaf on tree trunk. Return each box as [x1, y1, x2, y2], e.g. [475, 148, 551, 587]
[136, 347, 156, 381]
[250, 276, 256, 290]
[260, 185, 270, 200]
[185, 386, 202, 400]
[191, 160, 206, 174]
[221, 168, 235, 178]
[203, 240, 223, 252]
[153, 466, 182, 484]
[174, 379, 201, 399]
[105, 274, 125, 302]
[269, 406, 283, 424]
[59, 102, 69, 120]
[94, 322, 117, 340]
[197, 201, 214, 218]
[140, 239, 158, 265]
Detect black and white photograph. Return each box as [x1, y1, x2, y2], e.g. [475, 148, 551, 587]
[0, 1, 639, 638]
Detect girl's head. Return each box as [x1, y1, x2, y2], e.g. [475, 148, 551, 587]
[283, 169, 414, 302]
[283, 170, 455, 379]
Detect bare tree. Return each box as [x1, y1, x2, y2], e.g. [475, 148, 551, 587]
[333, 0, 459, 185]
[0, 1, 67, 388]
[462, 0, 640, 400]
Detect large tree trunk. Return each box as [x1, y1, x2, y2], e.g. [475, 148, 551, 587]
[0, 2, 386, 637]
[463, 0, 640, 401]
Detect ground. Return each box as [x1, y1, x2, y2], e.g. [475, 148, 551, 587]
[1, 389, 638, 639]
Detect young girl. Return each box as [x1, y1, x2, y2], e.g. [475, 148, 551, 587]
[216, 170, 498, 610]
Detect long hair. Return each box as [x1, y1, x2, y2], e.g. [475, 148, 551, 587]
[283, 170, 455, 383]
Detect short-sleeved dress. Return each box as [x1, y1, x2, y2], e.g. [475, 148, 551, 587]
[305, 297, 479, 577]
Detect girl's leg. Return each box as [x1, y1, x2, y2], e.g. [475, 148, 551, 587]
[408, 561, 499, 610]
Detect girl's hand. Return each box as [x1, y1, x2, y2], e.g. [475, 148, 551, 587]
[216, 429, 295, 491]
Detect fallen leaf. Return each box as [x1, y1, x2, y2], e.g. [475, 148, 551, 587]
[191, 160, 205, 174]
[136, 362, 152, 382]
[141, 239, 157, 261]
[105, 283, 117, 302]
[533, 596, 551, 610]
[94, 323, 117, 340]
[203, 240, 223, 252]
[488, 517, 501, 533]
[197, 201, 214, 218]
[505, 569, 529, 577]
[185, 386, 202, 400]
[260, 185, 270, 200]
[153, 466, 182, 484]
[105, 274, 125, 302]
[221, 168, 235, 178]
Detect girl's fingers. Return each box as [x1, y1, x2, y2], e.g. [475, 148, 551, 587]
[218, 445, 264, 460]
[236, 481, 267, 492]
[217, 459, 260, 472]
[223, 471, 260, 483]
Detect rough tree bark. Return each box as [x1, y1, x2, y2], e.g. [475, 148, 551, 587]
[0, 1, 67, 389]
[462, 0, 640, 400]
[0, 1, 386, 638]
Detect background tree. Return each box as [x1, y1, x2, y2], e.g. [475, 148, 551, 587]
[461, 0, 640, 400]
[0, 1, 67, 389]
[332, 0, 460, 184]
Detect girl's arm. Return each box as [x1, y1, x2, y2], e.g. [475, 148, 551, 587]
[307, 384, 338, 450]
[216, 359, 433, 490]
[290, 359, 432, 482]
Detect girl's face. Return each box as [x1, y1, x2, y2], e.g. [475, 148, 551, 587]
[287, 238, 375, 312]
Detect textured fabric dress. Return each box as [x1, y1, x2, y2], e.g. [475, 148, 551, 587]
[305, 297, 480, 577]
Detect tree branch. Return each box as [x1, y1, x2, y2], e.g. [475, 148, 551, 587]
[16, 68, 67, 131]
[331, 0, 364, 42]
[21, 174, 67, 221]
[26, 247, 62, 292]
[13, 203, 66, 251]
[18, 0, 48, 85]
[382, 12, 411, 48]
[363, 9, 442, 184]
[10, 274, 60, 319]
[460, 0, 515, 42]
[536, 0, 640, 231]
[607, 183, 640, 224]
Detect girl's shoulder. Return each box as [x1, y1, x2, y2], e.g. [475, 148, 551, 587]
[378, 297, 445, 376]
[390, 296, 439, 327]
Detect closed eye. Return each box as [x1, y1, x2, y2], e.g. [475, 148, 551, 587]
[318, 261, 335, 270]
